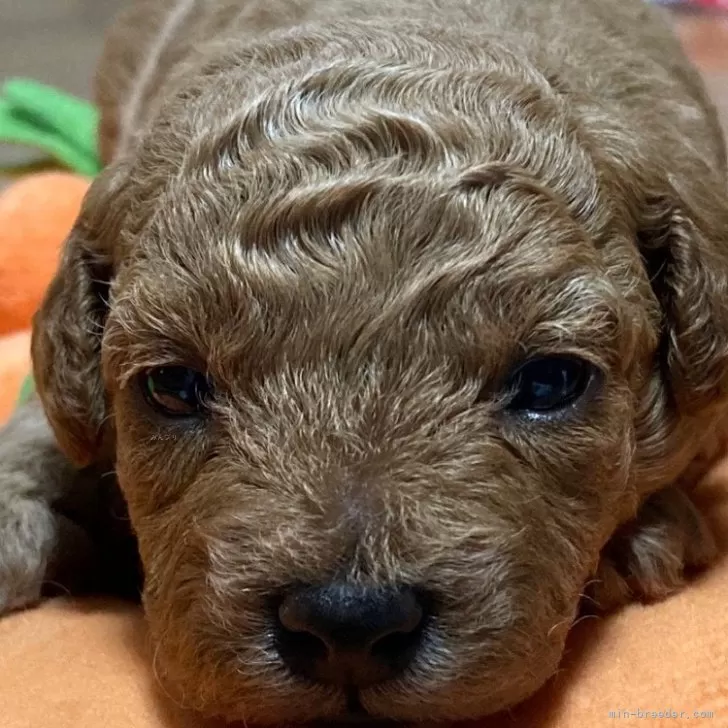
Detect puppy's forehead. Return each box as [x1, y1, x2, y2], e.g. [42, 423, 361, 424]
[136, 162, 601, 282]
[107, 167, 628, 387]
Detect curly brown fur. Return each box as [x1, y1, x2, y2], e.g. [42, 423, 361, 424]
[1, 0, 727, 723]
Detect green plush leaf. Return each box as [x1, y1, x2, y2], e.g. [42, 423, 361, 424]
[0, 102, 99, 175]
[0, 79, 102, 175]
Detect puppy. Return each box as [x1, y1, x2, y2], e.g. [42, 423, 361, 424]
[1, 0, 727, 723]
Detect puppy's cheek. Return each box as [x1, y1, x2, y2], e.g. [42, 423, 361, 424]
[130, 506, 253, 715]
[367, 473, 623, 720]
[362, 547, 581, 721]
[112, 424, 212, 520]
[136, 503, 347, 722]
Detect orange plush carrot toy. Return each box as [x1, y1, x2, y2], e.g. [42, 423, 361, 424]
[0, 78, 100, 419]
[0, 171, 90, 336]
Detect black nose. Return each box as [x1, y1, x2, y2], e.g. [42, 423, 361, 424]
[275, 583, 426, 687]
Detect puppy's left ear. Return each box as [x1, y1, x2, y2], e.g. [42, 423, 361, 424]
[639, 174, 728, 413]
[30, 160, 130, 467]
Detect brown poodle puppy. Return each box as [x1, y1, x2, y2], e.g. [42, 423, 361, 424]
[1, 0, 727, 723]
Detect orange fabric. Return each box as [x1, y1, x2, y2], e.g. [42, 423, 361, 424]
[0, 172, 90, 335]
[0, 599, 218, 728]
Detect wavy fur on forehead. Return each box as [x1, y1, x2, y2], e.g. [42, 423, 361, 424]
[123, 27, 603, 193]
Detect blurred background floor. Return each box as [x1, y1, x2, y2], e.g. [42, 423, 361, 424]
[0, 1, 726, 168]
[0, 0, 121, 168]
[0, 0, 120, 96]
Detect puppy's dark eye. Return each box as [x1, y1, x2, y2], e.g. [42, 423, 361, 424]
[141, 366, 212, 417]
[506, 356, 594, 414]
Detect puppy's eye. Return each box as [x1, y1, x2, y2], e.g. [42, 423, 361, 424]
[506, 356, 594, 414]
[141, 366, 213, 417]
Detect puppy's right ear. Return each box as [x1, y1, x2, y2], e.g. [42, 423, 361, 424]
[31, 163, 128, 467]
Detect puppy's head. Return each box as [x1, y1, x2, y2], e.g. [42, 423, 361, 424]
[31, 54, 728, 723]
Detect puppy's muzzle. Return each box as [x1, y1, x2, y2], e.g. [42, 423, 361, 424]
[275, 583, 428, 687]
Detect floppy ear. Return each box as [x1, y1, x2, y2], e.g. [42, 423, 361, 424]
[31, 164, 128, 467]
[638, 174, 728, 414]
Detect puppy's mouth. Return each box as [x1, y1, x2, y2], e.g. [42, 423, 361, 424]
[341, 690, 384, 723]
[312, 718, 396, 727]
[309, 713, 400, 728]
[309, 690, 397, 726]
[311, 719, 395, 726]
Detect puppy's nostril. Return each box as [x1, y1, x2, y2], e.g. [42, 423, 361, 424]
[275, 583, 427, 687]
[277, 624, 330, 660]
[370, 626, 422, 661]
